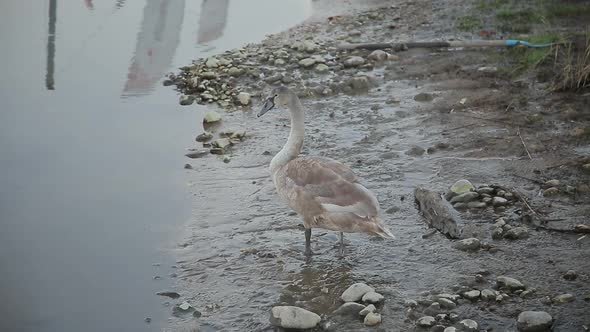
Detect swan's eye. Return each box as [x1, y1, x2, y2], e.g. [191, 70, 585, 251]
[274, 94, 278, 98]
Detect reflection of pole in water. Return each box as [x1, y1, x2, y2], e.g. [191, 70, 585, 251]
[123, 0, 185, 97]
[197, 0, 229, 44]
[45, 0, 57, 90]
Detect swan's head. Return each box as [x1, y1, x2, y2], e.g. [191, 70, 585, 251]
[257, 86, 293, 118]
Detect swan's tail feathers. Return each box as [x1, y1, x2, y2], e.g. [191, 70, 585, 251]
[374, 220, 395, 239]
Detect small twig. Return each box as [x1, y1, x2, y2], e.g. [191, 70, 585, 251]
[516, 126, 533, 160]
[504, 100, 514, 113]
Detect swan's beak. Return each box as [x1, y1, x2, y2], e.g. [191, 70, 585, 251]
[257, 97, 275, 118]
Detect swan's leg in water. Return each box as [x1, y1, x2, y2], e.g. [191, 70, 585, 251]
[304, 228, 313, 256]
[338, 232, 345, 257]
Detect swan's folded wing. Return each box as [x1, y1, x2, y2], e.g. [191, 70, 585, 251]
[284, 157, 379, 218]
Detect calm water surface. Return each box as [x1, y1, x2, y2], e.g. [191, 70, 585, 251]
[0, 1, 310, 331]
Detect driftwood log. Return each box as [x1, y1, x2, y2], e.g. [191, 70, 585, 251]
[414, 187, 464, 239]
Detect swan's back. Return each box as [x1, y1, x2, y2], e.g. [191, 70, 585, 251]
[273, 156, 380, 224]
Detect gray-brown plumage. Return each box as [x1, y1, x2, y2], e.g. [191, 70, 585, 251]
[257, 86, 394, 256]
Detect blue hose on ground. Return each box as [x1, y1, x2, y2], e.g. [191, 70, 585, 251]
[505, 39, 556, 48]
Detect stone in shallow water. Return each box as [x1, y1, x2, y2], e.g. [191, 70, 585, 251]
[504, 227, 529, 240]
[364, 312, 382, 326]
[417, 316, 436, 327]
[270, 306, 320, 329]
[497, 276, 525, 292]
[552, 293, 574, 304]
[341, 283, 374, 302]
[450, 192, 479, 203]
[362, 291, 384, 304]
[463, 290, 481, 301]
[414, 92, 434, 102]
[517, 311, 553, 331]
[333, 302, 365, 316]
[359, 304, 376, 316]
[368, 49, 389, 62]
[492, 196, 508, 206]
[203, 111, 222, 123]
[437, 297, 456, 309]
[452, 238, 481, 251]
[481, 289, 495, 301]
[344, 56, 365, 67]
[237, 92, 251, 106]
[444, 327, 457, 332]
[458, 319, 478, 331]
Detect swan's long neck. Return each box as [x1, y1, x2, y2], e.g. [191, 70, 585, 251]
[270, 98, 304, 174]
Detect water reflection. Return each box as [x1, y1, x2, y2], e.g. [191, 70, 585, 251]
[197, 0, 229, 44]
[45, 0, 57, 90]
[123, 0, 185, 97]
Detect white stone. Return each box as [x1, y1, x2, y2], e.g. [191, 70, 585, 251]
[458, 319, 478, 331]
[203, 111, 222, 123]
[205, 58, 220, 68]
[368, 50, 389, 61]
[270, 306, 320, 329]
[341, 283, 374, 302]
[237, 92, 251, 106]
[497, 276, 525, 291]
[344, 56, 365, 67]
[364, 312, 382, 326]
[450, 179, 474, 194]
[417, 316, 436, 327]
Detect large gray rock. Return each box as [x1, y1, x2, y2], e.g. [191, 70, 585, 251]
[203, 111, 222, 123]
[368, 50, 389, 62]
[481, 289, 496, 301]
[552, 293, 574, 304]
[333, 302, 365, 316]
[497, 276, 525, 292]
[517, 311, 553, 331]
[463, 290, 481, 301]
[492, 196, 508, 206]
[453, 238, 481, 251]
[341, 283, 374, 302]
[270, 306, 320, 329]
[504, 227, 529, 240]
[237, 92, 251, 106]
[437, 297, 456, 309]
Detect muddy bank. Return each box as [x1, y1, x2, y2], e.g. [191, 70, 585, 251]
[166, 0, 589, 331]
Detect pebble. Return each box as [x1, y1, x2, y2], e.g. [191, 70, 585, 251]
[178, 301, 192, 311]
[205, 58, 219, 68]
[451, 179, 475, 194]
[270, 306, 321, 329]
[213, 138, 232, 149]
[364, 312, 382, 326]
[237, 92, 251, 106]
[359, 304, 376, 316]
[404, 299, 418, 307]
[405, 146, 425, 156]
[444, 328, 457, 332]
[424, 302, 441, 316]
[345, 76, 368, 91]
[315, 63, 329, 73]
[299, 57, 317, 68]
[492, 196, 508, 206]
[467, 201, 487, 209]
[504, 227, 529, 240]
[543, 179, 560, 188]
[344, 56, 365, 67]
[481, 289, 496, 301]
[435, 293, 461, 302]
[414, 92, 434, 102]
[341, 283, 374, 302]
[333, 302, 366, 316]
[437, 297, 456, 309]
[185, 150, 209, 159]
[368, 49, 389, 61]
[179, 95, 194, 106]
[463, 290, 481, 301]
[184, 164, 192, 169]
[417, 316, 436, 327]
[203, 111, 222, 123]
[494, 218, 506, 228]
[201, 71, 217, 79]
[517, 311, 553, 331]
[450, 192, 479, 204]
[362, 291, 384, 304]
[452, 238, 481, 251]
[543, 187, 559, 196]
[195, 132, 213, 142]
[458, 319, 478, 331]
[477, 187, 495, 195]
[552, 293, 574, 304]
[156, 291, 180, 299]
[492, 227, 504, 239]
[228, 67, 243, 77]
[563, 270, 577, 280]
[497, 276, 525, 292]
